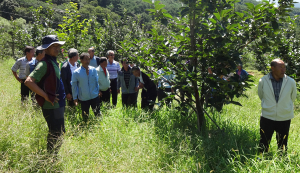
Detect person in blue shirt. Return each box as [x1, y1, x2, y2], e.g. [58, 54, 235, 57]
[72, 53, 101, 122]
[25, 46, 45, 77]
[24, 46, 45, 104]
[236, 64, 248, 81]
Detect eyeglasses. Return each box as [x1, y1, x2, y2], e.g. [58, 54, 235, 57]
[109, 54, 114, 56]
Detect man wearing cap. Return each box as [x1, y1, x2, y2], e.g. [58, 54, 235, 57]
[61, 48, 80, 107]
[132, 66, 157, 110]
[12, 46, 35, 102]
[88, 47, 101, 68]
[25, 35, 66, 154]
[106, 50, 121, 106]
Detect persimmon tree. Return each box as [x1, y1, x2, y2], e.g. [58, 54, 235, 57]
[119, 0, 295, 132]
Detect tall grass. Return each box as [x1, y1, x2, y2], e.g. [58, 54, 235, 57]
[1, 59, 300, 172]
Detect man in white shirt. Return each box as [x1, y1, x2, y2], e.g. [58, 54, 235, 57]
[258, 59, 297, 153]
[11, 46, 35, 102]
[106, 50, 121, 106]
[61, 48, 79, 107]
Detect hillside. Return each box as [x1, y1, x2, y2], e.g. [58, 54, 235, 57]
[0, 0, 299, 29]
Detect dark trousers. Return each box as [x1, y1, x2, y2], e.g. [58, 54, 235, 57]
[42, 107, 65, 154]
[80, 96, 101, 122]
[141, 89, 157, 110]
[110, 78, 118, 106]
[122, 93, 137, 107]
[100, 89, 110, 107]
[67, 99, 75, 107]
[21, 80, 33, 101]
[259, 116, 291, 152]
[157, 88, 172, 106]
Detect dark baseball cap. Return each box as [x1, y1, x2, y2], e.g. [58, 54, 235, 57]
[39, 35, 65, 50]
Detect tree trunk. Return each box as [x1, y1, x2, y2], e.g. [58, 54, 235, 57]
[189, 3, 205, 133]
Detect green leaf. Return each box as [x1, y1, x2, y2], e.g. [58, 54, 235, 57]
[163, 13, 173, 19]
[142, 0, 152, 4]
[227, 23, 238, 30]
[230, 101, 242, 106]
[155, 4, 165, 11]
[245, 3, 255, 11]
[235, 12, 244, 18]
[214, 12, 220, 21]
[220, 9, 232, 18]
[154, 1, 160, 6]
[255, 4, 263, 11]
[146, 9, 156, 13]
[209, 18, 217, 24]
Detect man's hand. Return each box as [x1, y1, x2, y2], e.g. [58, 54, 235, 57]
[99, 91, 102, 97]
[44, 94, 60, 106]
[66, 93, 72, 101]
[139, 82, 144, 89]
[134, 87, 139, 92]
[117, 89, 120, 94]
[74, 99, 79, 106]
[17, 77, 23, 83]
[12, 71, 23, 83]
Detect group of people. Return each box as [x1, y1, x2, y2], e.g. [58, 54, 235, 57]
[11, 35, 161, 154]
[11, 35, 298, 156]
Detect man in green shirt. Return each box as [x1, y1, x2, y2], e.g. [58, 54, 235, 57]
[25, 35, 66, 154]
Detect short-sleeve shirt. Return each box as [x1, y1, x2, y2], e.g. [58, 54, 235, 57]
[107, 60, 121, 79]
[29, 61, 61, 109]
[12, 57, 36, 79]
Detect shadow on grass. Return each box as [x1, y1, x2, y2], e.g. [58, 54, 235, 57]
[128, 106, 260, 172]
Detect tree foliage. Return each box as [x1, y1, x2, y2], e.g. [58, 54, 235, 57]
[118, 0, 296, 132]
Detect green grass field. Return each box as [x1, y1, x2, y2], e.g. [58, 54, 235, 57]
[1, 59, 300, 172]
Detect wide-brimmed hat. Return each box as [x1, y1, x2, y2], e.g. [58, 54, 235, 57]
[36, 46, 43, 51]
[39, 35, 65, 50]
